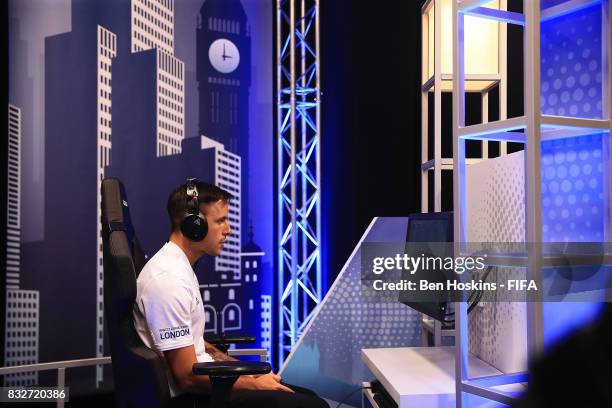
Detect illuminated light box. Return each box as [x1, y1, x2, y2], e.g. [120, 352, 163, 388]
[422, 0, 503, 92]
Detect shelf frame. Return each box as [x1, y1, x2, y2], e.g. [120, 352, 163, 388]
[452, 0, 612, 406]
[456, 115, 610, 142]
[421, 0, 508, 215]
[421, 0, 509, 348]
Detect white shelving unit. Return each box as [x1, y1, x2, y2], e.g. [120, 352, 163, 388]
[420, 0, 509, 346]
[421, 0, 509, 213]
[451, 0, 611, 406]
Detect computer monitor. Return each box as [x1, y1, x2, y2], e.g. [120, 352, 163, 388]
[399, 212, 453, 322]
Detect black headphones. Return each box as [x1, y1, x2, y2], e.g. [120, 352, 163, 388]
[180, 178, 209, 241]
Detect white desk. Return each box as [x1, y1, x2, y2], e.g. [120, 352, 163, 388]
[361, 347, 504, 408]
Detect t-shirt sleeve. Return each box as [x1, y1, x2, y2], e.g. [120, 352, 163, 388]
[140, 277, 195, 351]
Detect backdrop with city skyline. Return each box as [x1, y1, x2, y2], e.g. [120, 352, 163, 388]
[6, 0, 274, 391]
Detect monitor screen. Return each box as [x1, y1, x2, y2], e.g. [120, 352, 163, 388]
[399, 212, 453, 322]
[407, 219, 451, 243]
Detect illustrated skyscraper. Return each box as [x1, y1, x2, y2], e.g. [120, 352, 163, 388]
[196, 0, 251, 237]
[5, 104, 40, 387]
[41, 0, 185, 387]
[111, 0, 185, 157]
[260, 295, 272, 362]
[198, 136, 242, 280]
[240, 227, 265, 350]
[44, 22, 117, 388]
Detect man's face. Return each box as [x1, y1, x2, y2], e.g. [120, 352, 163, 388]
[198, 200, 231, 256]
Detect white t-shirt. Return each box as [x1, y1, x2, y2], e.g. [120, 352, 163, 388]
[133, 241, 214, 397]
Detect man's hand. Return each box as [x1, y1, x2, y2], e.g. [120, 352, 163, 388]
[236, 373, 294, 393]
[204, 340, 237, 362]
[165, 343, 292, 394]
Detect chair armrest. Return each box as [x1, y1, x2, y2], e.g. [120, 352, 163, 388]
[205, 334, 256, 345]
[192, 361, 271, 408]
[192, 361, 270, 376]
[227, 348, 268, 362]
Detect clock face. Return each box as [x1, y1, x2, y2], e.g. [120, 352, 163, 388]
[208, 38, 240, 74]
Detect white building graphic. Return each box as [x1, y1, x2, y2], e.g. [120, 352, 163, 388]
[7, 105, 21, 290]
[260, 295, 272, 363]
[95, 26, 117, 384]
[4, 290, 39, 386]
[200, 136, 241, 280]
[131, 0, 175, 55]
[155, 49, 185, 156]
[5, 104, 40, 386]
[131, 0, 184, 157]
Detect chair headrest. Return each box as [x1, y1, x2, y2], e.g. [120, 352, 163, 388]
[102, 178, 135, 255]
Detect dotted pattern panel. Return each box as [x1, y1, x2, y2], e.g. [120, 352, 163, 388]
[466, 134, 607, 372]
[540, 5, 603, 119]
[541, 134, 605, 242]
[285, 239, 421, 384]
[300, 252, 421, 384]
[466, 152, 528, 373]
[467, 152, 526, 243]
[468, 274, 527, 371]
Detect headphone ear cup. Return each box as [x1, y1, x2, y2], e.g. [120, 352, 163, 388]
[180, 213, 209, 242]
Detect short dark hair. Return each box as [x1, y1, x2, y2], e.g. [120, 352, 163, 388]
[167, 181, 233, 232]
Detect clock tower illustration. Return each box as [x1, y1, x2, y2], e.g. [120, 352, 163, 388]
[196, 0, 251, 238]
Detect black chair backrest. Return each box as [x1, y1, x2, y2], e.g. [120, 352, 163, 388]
[101, 178, 170, 408]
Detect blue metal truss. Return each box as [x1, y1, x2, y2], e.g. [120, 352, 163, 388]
[276, 0, 322, 367]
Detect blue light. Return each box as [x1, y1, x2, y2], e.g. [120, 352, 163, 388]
[539, 2, 607, 348]
[541, 133, 606, 242]
[540, 4, 603, 119]
[541, 0, 600, 13]
[539, 126, 606, 349]
[276, 1, 323, 368]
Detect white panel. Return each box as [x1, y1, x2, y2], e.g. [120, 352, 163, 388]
[465, 151, 528, 374]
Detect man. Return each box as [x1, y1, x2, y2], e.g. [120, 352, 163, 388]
[133, 179, 328, 408]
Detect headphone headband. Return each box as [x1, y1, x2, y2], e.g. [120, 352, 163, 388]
[181, 178, 209, 241]
[186, 178, 199, 214]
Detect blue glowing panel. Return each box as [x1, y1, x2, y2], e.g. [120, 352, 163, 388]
[541, 133, 606, 347]
[540, 4, 603, 119]
[541, 134, 606, 242]
[541, 0, 592, 9]
[544, 301, 603, 347]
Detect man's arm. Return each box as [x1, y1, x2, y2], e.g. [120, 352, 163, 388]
[164, 345, 212, 393]
[204, 340, 237, 362]
[164, 345, 294, 394]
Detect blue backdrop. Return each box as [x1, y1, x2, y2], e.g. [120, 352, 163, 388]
[7, 0, 273, 392]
